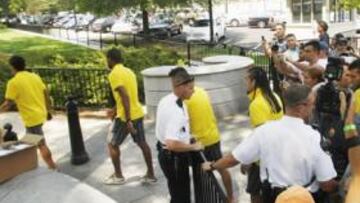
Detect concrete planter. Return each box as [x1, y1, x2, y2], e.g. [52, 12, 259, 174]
[141, 55, 254, 120]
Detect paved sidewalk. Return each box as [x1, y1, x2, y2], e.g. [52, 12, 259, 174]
[0, 112, 253, 203]
[0, 167, 117, 203]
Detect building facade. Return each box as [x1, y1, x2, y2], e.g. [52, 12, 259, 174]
[285, 0, 359, 24]
[221, 0, 359, 25]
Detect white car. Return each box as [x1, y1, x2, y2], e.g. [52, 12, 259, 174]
[226, 14, 248, 27]
[186, 18, 226, 43]
[111, 18, 140, 34]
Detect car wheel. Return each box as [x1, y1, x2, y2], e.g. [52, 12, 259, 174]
[257, 21, 266, 28]
[230, 19, 240, 27]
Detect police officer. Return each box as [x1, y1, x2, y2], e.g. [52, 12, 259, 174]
[203, 84, 338, 203]
[156, 67, 203, 203]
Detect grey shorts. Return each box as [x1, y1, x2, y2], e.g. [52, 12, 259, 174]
[26, 124, 44, 136]
[107, 118, 146, 146]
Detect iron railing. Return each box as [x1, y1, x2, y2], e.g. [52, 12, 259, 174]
[30, 68, 111, 109]
[192, 152, 228, 203]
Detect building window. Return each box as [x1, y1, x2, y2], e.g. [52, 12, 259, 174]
[292, 0, 302, 23]
[291, 0, 323, 23]
[313, 0, 323, 21]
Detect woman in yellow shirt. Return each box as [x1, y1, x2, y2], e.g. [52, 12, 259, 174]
[244, 67, 284, 203]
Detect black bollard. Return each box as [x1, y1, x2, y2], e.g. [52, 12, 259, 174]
[66, 97, 89, 165]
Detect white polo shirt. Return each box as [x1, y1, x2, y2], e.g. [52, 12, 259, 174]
[156, 93, 191, 145]
[232, 115, 337, 192]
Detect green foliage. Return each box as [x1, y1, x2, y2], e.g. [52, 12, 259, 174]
[0, 23, 7, 29]
[340, 0, 360, 9]
[0, 29, 185, 106]
[8, 0, 56, 14]
[0, 53, 12, 103]
[0, 29, 106, 68]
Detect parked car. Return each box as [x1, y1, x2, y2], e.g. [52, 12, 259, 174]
[248, 16, 274, 28]
[186, 17, 226, 43]
[74, 14, 96, 30]
[226, 14, 247, 27]
[90, 17, 116, 32]
[138, 19, 182, 39]
[111, 18, 140, 34]
[53, 15, 73, 27]
[247, 14, 287, 29]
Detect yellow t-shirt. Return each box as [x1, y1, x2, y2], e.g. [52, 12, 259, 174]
[5, 71, 47, 127]
[108, 64, 144, 121]
[248, 88, 284, 127]
[185, 87, 220, 146]
[354, 89, 360, 114]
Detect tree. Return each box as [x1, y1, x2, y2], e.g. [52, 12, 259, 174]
[0, 0, 10, 16]
[340, 0, 360, 9]
[76, 0, 194, 35]
[7, 0, 57, 15]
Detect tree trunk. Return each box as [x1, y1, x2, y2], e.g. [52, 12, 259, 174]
[142, 9, 150, 36]
[208, 0, 214, 43]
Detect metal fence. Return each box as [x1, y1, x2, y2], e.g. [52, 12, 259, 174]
[192, 152, 228, 203]
[30, 68, 111, 109]
[11, 24, 275, 109]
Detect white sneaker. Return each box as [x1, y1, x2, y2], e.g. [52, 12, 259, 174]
[141, 175, 157, 184]
[103, 174, 126, 185]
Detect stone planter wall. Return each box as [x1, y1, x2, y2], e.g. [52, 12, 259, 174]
[141, 55, 254, 120]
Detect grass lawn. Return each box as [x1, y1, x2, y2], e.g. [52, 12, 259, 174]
[0, 29, 106, 68]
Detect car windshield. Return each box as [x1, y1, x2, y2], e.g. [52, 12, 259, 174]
[192, 20, 209, 27]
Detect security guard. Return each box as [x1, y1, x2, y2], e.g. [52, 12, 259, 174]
[203, 84, 338, 203]
[156, 67, 203, 203]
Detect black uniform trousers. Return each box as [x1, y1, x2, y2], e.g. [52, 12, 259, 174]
[157, 142, 191, 203]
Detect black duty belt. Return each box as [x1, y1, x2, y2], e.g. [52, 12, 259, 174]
[156, 141, 189, 158]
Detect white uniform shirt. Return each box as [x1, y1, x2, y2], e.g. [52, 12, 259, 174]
[232, 116, 337, 192]
[156, 93, 191, 145]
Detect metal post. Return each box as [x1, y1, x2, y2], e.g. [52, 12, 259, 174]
[66, 29, 70, 40]
[87, 28, 90, 46]
[208, 0, 214, 43]
[100, 31, 103, 49]
[66, 97, 89, 165]
[114, 33, 118, 45]
[187, 42, 191, 66]
[133, 34, 136, 46]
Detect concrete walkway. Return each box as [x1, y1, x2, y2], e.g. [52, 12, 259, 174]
[0, 112, 253, 203]
[0, 167, 117, 203]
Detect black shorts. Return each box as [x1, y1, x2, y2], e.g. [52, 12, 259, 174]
[26, 124, 44, 136]
[203, 142, 222, 161]
[246, 163, 262, 195]
[108, 118, 146, 146]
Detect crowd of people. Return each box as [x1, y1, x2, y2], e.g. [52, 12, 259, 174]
[1, 19, 360, 203]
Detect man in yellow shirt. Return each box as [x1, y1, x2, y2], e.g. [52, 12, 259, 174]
[0, 55, 57, 169]
[186, 86, 233, 203]
[104, 48, 155, 185]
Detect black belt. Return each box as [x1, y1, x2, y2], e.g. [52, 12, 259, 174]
[156, 141, 189, 158]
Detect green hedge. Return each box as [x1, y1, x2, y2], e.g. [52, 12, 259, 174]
[0, 53, 12, 102]
[0, 29, 185, 107]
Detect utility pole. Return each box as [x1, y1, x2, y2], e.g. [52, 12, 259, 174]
[208, 0, 214, 43]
